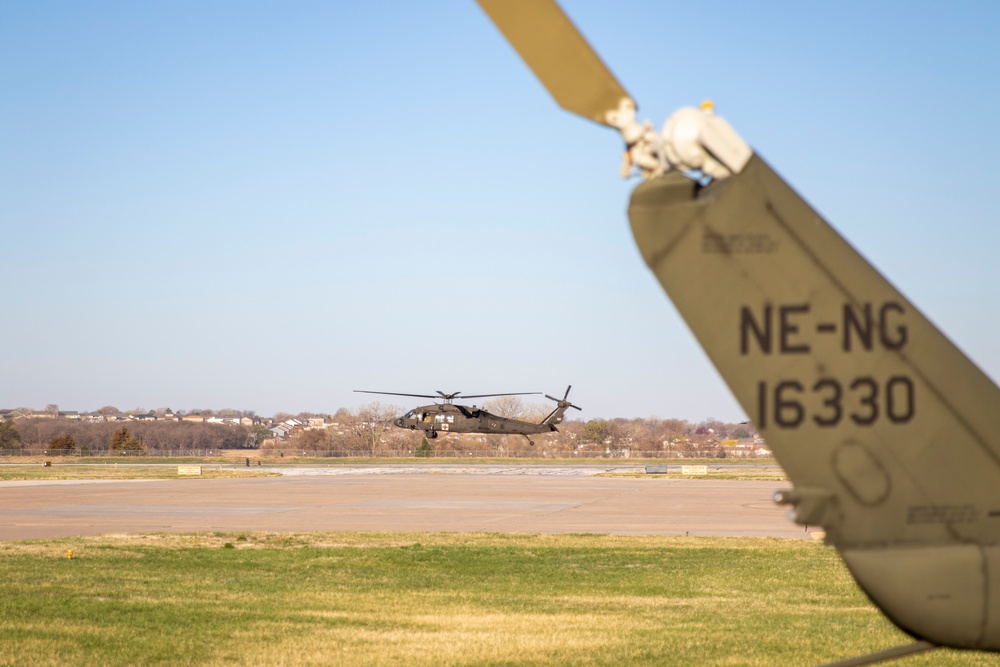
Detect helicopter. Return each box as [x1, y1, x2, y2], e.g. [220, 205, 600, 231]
[477, 0, 1000, 664]
[354, 386, 581, 445]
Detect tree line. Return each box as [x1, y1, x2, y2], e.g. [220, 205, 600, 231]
[0, 419, 266, 454]
[265, 401, 759, 458]
[0, 399, 759, 457]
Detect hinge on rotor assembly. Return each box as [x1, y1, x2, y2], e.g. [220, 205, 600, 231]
[606, 98, 752, 182]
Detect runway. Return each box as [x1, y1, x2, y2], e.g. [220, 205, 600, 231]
[0, 466, 810, 540]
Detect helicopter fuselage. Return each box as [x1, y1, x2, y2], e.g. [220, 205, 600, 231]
[395, 403, 559, 437]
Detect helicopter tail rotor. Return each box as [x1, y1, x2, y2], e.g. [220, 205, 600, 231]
[544, 385, 582, 411]
[541, 385, 582, 427]
[476, 0, 631, 129]
[476, 0, 751, 181]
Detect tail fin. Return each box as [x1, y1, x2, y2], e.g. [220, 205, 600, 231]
[629, 155, 1000, 649]
[540, 385, 582, 428]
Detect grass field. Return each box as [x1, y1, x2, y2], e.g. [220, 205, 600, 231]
[0, 533, 991, 666]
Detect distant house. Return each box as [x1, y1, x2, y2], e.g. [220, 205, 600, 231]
[58, 411, 81, 420]
[182, 414, 205, 423]
[270, 419, 304, 439]
[203, 415, 238, 425]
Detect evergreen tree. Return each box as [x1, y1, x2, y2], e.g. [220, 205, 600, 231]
[48, 434, 76, 453]
[415, 437, 432, 458]
[109, 426, 144, 455]
[0, 421, 21, 450]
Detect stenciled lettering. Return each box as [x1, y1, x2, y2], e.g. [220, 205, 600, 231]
[741, 305, 772, 355]
[740, 303, 811, 355]
[756, 376, 916, 430]
[843, 301, 908, 352]
[880, 302, 908, 350]
[741, 301, 908, 354]
[779, 304, 810, 354]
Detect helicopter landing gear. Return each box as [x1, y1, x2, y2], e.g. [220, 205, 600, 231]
[523, 435, 535, 446]
[427, 431, 438, 439]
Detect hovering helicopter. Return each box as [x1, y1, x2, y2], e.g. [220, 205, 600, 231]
[353, 387, 581, 445]
[477, 0, 1000, 664]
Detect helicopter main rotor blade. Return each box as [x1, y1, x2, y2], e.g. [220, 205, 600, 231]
[476, 0, 633, 128]
[356, 390, 541, 401]
[459, 392, 542, 399]
[354, 390, 441, 399]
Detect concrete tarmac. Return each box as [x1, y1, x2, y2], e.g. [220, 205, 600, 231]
[0, 466, 810, 541]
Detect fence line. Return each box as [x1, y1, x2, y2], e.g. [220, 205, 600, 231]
[0, 448, 771, 460]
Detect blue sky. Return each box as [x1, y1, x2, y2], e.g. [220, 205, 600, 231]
[2, 1, 999, 421]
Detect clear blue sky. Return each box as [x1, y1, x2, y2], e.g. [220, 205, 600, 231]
[3, 1, 999, 421]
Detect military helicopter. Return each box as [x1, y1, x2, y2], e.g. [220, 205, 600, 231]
[354, 386, 581, 445]
[477, 1, 1000, 664]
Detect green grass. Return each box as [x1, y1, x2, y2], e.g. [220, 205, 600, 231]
[0, 533, 991, 666]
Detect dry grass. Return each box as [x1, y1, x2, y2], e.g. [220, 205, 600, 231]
[0, 464, 277, 481]
[0, 532, 995, 666]
[598, 469, 788, 481]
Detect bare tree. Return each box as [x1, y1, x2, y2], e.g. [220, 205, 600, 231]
[290, 429, 331, 452]
[482, 396, 525, 419]
[45, 403, 59, 417]
[351, 402, 400, 455]
[97, 406, 120, 416]
[520, 401, 551, 424]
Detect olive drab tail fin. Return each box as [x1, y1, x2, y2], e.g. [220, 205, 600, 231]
[628, 155, 1000, 650]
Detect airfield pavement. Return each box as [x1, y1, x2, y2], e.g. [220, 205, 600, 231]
[0, 464, 815, 541]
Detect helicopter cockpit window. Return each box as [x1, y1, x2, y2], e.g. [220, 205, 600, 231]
[403, 410, 416, 420]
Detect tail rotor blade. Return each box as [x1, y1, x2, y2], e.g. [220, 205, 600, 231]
[477, 0, 634, 127]
[546, 386, 582, 411]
